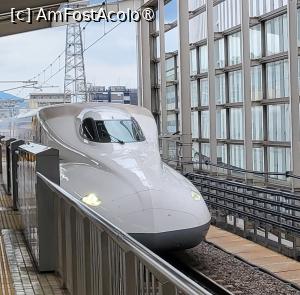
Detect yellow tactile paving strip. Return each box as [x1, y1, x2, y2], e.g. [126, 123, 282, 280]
[0, 236, 14, 295]
[207, 226, 300, 287]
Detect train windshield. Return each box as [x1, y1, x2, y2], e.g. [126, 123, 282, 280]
[81, 117, 145, 143]
[96, 119, 145, 143]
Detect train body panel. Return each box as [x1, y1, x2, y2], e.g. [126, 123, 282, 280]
[13, 102, 211, 251]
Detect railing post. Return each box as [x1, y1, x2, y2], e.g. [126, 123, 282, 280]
[101, 231, 111, 295]
[59, 199, 67, 289]
[0, 135, 4, 174]
[70, 207, 78, 295]
[125, 251, 137, 295]
[2, 138, 15, 195]
[10, 139, 24, 210]
[160, 282, 176, 295]
[84, 218, 91, 295]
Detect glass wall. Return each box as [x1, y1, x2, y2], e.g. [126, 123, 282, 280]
[230, 108, 244, 140]
[252, 106, 263, 140]
[191, 80, 198, 108]
[166, 86, 176, 110]
[265, 14, 288, 56]
[153, 0, 296, 184]
[250, 25, 262, 59]
[189, 0, 206, 11]
[251, 66, 263, 101]
[217, 109, 227, 139]
[215, 74, 226, 104]
[189, 12, 207, 43]
[229, 70, 243, 103]
[215, 38, 225, 68]
[268, 104, 290, 142]
[266, 60, 289, 99]
[200, 79, 209, 106]
[201, 111, 210, 139]
[191, 111, 199, 138]
[228, 32, 241, 66]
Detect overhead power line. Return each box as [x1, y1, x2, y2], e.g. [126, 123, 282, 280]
[11, 0, 146, 96]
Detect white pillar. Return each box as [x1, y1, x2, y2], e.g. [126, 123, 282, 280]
[177, 0, 193, 174]
[139, 17, 152, 111]
[287, 0, 300, 191]
[158, 0, 168, 159]
[207, 0, 217, 173]
[241, 0, 253, 182]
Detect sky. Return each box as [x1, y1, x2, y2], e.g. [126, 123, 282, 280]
[0, 17, 137, 99]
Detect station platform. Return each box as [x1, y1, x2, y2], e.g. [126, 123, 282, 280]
[206, 226, 300, 288]
[0, 186, 67, 295]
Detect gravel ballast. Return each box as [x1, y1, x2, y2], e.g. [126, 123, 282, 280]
[178, 242, 300, 295]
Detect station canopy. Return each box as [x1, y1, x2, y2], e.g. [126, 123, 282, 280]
[0, 1, 72, 37]
[0, 0, 139, 38]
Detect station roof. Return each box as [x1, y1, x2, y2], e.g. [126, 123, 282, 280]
[0, 1, 137, 37]
[0, 0, 70, 37]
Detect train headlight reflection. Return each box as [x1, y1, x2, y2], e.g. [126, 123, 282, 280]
[82, 193, 102, 206]
[191, 191, 202, 201]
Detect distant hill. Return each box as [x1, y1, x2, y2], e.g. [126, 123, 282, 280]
[0, 91, 23, 101]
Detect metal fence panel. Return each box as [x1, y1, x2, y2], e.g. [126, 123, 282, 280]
[37, 172, 211, 295]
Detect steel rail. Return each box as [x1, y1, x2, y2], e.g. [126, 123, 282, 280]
[190, 179, 300, 217]
[187, 173, 300, 200]
[200, 189, 300, 224]
[162, 254, 234, 295]
[186, 172, 300, 247]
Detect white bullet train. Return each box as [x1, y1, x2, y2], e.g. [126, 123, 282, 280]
[13, 103, 211, 251]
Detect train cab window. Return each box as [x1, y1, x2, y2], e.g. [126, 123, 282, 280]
[82, 118, 97, 141]
[95, 118, 145, 143]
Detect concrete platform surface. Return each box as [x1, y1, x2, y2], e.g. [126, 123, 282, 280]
[0, 186, 68, 295]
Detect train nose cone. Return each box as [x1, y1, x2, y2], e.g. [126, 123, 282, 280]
[124, 207, 210, 251]
[119, 188, 210, 251]
[130, 189, 211, 226]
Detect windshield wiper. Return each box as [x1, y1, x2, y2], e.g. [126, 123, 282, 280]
[108, 133, 125, 145]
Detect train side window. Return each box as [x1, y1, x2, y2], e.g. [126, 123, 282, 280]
[82, 118, 97, 141]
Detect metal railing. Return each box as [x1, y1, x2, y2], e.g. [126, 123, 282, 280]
[38, 173, 211, 295]
[187, 172, 300, 259]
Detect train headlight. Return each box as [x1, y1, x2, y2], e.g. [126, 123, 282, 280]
[82, 193, 102, 207]
[191, 191, 202, 201]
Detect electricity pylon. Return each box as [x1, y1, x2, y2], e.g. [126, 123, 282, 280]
[64, 22, 88, 103]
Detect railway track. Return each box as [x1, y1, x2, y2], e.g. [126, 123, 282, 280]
[162, 253, 234, 295]
[161, 241, 300, 295]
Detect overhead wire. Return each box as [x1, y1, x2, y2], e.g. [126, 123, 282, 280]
[6, 0, 145, 95]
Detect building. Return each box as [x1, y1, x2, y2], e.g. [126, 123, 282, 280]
[88, 86, 138, 105]
[29, 93, 71, 108]
[138, 0, 300, 189]
[88, 86, 109, 102]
